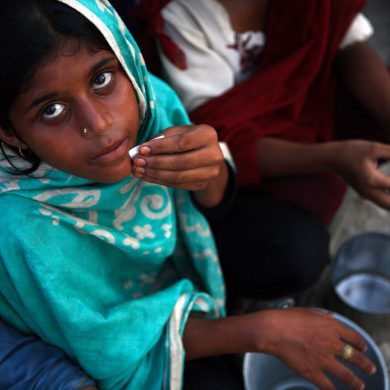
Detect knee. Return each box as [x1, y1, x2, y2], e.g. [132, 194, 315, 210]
[279, 217, 330, 290]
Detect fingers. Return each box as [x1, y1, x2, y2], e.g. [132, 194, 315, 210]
[367, 168, 390, 190]
[140, 124, 218, 156]
[134, 147, 222, 171]
[309, 344, 375, 390]
[131, 125, 224, 189]
[369, 142, 390, 161]
[338, 344, 376, 375]
[337, 327, 377, 376]
[354, 164, 390, 208]
[303, 371, 335, 390]
[327, 358, 366, 390]
[359, 185, 390, 209]
[326, 338, 376, 390]
[338, 327, 367, 353]
[134, 165, 220, 190]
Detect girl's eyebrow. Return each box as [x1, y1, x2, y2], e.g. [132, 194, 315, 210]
[28, 93, 58, 112]
[26, 56, 117, 112]
[91, 55, 117, 73]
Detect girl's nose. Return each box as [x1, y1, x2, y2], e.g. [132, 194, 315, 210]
[80, 100, 113, 137]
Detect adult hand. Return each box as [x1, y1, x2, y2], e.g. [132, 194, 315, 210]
[132, 124, 228, 206]
[252, 308, 376, 390]
[335, 140, 390, 209]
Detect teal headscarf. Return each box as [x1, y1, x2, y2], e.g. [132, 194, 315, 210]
[0, 1, 225, 389]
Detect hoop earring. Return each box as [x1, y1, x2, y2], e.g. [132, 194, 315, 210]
[81, 128, 89, 137]
[18, 147, 31, 158]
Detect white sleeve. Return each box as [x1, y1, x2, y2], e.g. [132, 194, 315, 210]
[160, 3, 235, 112]
[339, 13, 374, 50]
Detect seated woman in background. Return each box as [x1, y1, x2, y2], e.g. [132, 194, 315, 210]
[0, 1, 377, 389]
[134, 0, 390, 305]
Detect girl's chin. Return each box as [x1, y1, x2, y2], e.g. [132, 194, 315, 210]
[82, 162, 134, 183]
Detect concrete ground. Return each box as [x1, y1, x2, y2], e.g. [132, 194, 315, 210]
[364, 0, 390, 65]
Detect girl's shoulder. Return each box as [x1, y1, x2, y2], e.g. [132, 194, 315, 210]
[149, 73, 191, 127]
[0, 194, 40, 233]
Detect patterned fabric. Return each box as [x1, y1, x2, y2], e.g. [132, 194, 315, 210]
[0, 1, 225, 389]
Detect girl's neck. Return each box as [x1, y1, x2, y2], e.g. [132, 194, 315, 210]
[217, 0, 269, 32]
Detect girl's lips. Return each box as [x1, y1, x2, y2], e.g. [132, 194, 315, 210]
[92, 138, 129, 164]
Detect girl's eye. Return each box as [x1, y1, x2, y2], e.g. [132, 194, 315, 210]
[42, 103, 65, 119]
[93, 71, 113, 90]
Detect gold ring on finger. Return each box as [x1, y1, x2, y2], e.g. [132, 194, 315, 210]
[341, 344, 354, 361]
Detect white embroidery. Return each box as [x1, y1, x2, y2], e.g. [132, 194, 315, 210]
[133, 224, 155, 240]
[88, 210, 98, 224]
[91, 229, 115, 244]
[140, 273, 156, 285]
[2, 181, 21, 191]
[123, 280, 133, 290]
[162, 224, 173, 238]
[139, 53, 146, 66]
[193, 248, 218, 263]
[141, 193, 172, 220]
[33, 189, 101, 208]
[113, 183, 143, 230]
[38, 205, 87, 229]
[123, 236, 140, 250]
[194, 297, 210, 312]
[179, 213, 210, 237]
[96, 0, 112, 13]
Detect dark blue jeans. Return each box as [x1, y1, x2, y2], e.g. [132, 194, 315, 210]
[0, 320, 95, 389]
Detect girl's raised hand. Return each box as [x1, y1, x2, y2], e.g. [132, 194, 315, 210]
[133, 124, 228, 206]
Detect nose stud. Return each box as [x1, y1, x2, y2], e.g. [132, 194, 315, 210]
[81, 128, 89, 137]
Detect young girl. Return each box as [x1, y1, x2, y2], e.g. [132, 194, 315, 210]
[133, 0, 390, 304]
[0, 1, 377, 389]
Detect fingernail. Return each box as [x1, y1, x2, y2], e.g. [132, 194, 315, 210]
[370, 365, 377, 375]
[135, 157, 146, 167]
[134, 168, 145, 178]
[139, 145, 151, 155]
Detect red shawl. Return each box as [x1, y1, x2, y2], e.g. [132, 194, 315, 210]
[189, 0, 366, 223]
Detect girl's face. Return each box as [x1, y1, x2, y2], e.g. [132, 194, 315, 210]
[2, 42, 139, 183]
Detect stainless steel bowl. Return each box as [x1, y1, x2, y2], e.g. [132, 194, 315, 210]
[331, 232, 390, 315]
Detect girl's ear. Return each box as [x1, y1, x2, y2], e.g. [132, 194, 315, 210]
[0, 125, 27, 150]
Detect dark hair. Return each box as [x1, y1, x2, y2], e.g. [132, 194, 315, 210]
[0, 0, 110, 174]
